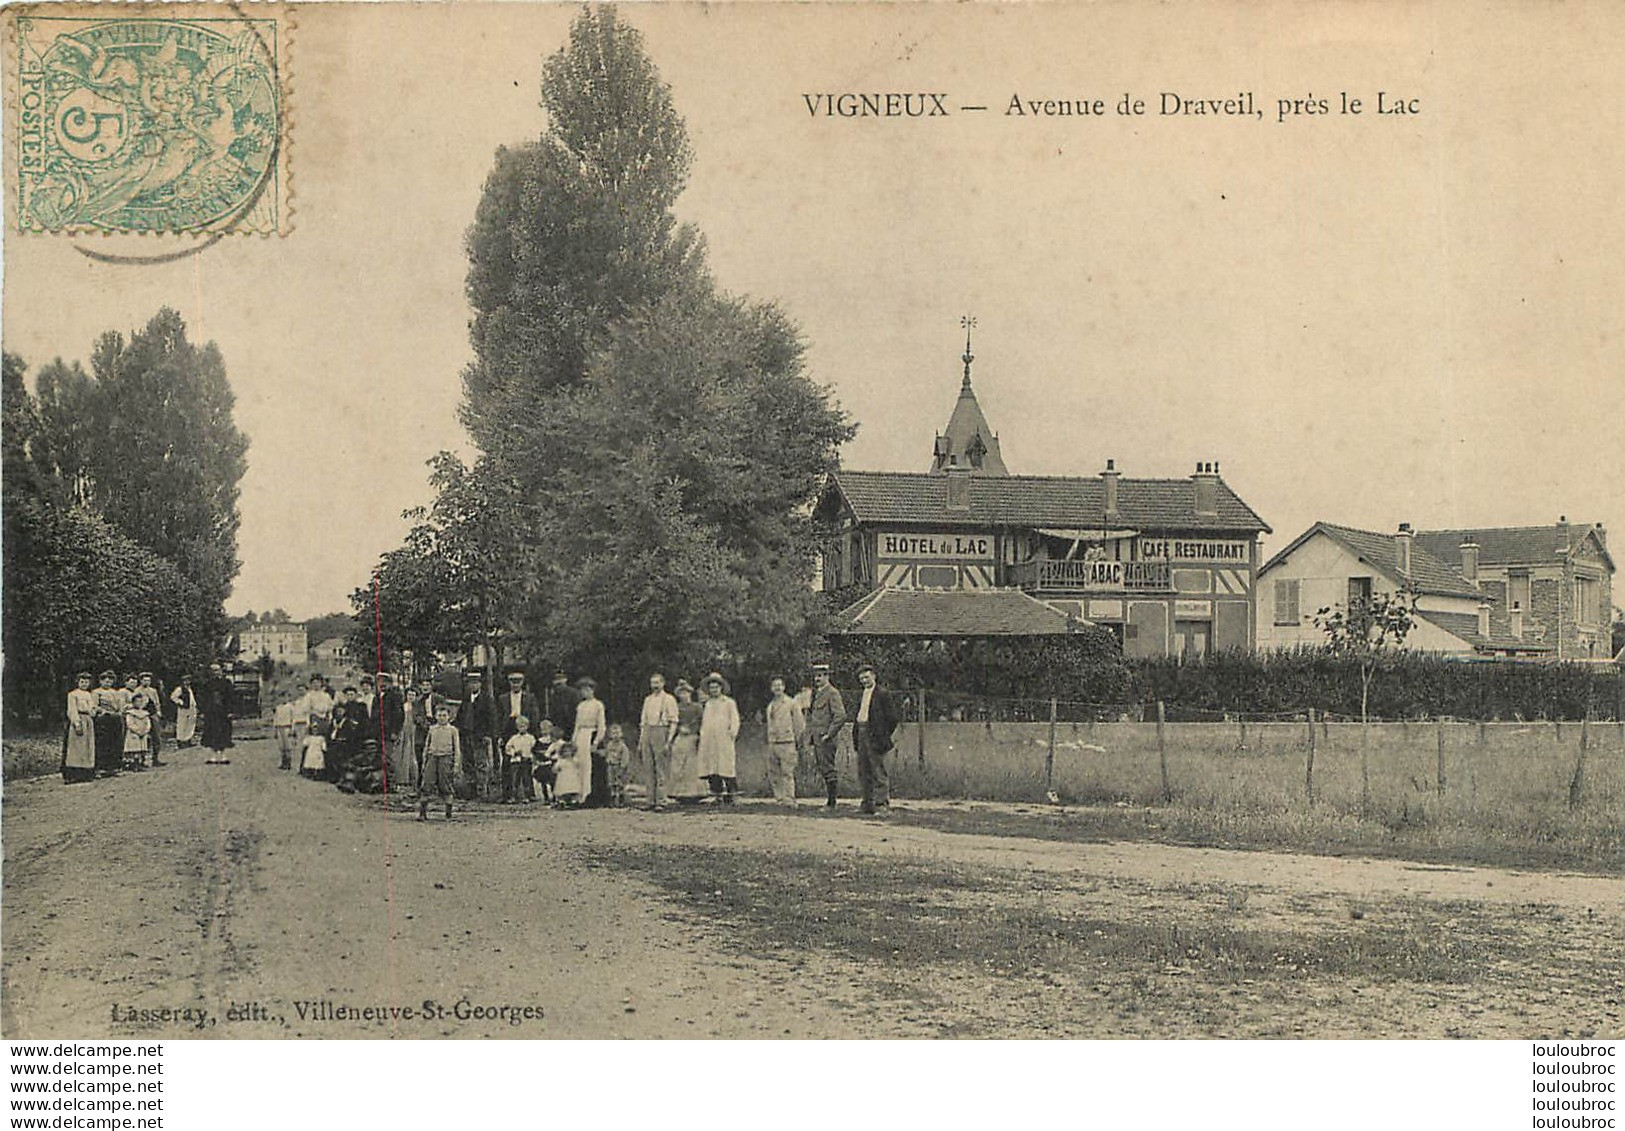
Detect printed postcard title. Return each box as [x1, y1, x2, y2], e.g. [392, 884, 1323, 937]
[801, 91, 1419, 124]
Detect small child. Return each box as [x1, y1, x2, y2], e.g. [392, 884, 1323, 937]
[532, 720, 561, 804]
[122, 700, 153, 771]
[601, 722, 632, 807]
[299, 725, 327, 778]
[418, 703, 460, 821]
[504, 715, 537, 804]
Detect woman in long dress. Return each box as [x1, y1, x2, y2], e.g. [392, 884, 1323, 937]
[199, 663, 234, 761]
[573, 678, 608, 807]
[91, 670, 124, 777]
[696, 672, 740, 804]
[666, 680, 706, 803]
[395, 686, 420, 792]
[63, 672, 98, 784]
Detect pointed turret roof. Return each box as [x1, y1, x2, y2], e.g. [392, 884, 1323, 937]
[930, 321, 1008, 476]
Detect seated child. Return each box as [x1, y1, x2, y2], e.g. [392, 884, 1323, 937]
[533, 720, 563, 805]
[601, 722, 632, 807]
[504, 715, 538, 804]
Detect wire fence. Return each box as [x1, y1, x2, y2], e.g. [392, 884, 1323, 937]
[724, 687, 1625, 823]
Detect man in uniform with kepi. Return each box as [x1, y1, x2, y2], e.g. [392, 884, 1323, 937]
[806, 662, 846, 809]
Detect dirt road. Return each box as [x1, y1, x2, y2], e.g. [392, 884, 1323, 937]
[4, 738, 1621, 1038]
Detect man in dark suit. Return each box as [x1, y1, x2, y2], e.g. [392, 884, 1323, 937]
[455, 670, 492, 800]
[497, 666, 542, 801]
[545, 669, 579, 738]
[372, 672, 406, 781]
[848, 663, 900, 815]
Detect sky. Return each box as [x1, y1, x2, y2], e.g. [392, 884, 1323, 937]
[5, 1, 1622, 620]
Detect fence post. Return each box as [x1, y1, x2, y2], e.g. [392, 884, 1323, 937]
[917, 688, 927, 770]
[1237, 717, 1248, 752]
[1156, 700, 1171, 803]
[1045, 696, 1058, 799]
[1568, 711, 1590, 811]
[1305, 708, 1317, 803]
[1435, 719, 1447, 798]
[1360, 720, 1371, 816]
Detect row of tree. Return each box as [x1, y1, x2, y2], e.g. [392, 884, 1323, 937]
[3, 310, 248, 725]
[353, 8, 852, 697]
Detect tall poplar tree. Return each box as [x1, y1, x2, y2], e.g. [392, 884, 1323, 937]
[34, 308, 250, 642]
[366, 5, 854, 690]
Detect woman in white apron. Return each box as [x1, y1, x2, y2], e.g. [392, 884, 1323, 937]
[696, 673, 740, 803]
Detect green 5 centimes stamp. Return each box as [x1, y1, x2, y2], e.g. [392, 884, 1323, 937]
[12, 5, 287, 235]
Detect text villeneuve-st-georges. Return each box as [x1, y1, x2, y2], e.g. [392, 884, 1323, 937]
[801, 90, 1420, 124]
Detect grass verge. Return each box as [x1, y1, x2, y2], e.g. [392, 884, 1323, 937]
[765, 801, 1625, 876]
[592, 844, 1525, 988]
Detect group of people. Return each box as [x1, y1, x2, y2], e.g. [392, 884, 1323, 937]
[269, 660, 904, 819]
[61, 663, 236, 783]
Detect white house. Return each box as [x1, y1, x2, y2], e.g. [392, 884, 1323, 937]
[1257, 521, 1549, 657]
[240, 622, 308, 663]
[311, 636, 352, 667]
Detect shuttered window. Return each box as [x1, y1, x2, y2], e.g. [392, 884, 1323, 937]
[1274, 579, 1301, 626]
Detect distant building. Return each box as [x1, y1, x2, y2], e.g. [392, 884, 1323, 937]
[311, 636, 352, 667]
[1257, 520, 1578, 658]
[1413, 520, 1614, 661]
[818, 329, 1271, 659]
[240, 622, 308, 663]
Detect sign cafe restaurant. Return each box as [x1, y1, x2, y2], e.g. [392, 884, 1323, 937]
[816, 340, 1271, 660]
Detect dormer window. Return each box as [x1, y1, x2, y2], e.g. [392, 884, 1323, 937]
[966, 433, 987, 470]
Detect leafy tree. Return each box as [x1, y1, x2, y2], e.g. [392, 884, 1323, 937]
[305, 612, 359, 650]
[29, 311, 248, 642]
[460, 4, 707, 456]
[4, 491, 209, 722]
[363, 8, 852, 708]
[352, 452, 535, 676]
[512, 291, 851, 684]
[1313, 588, 1418, 724]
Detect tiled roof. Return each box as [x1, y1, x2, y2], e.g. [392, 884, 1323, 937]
[932, 382, 1008, 475]
[1414, 525, 1615, 573]
[827, 470, 1270, 533]
[1261, 522, 1484, 600]
[830, 587, 1081, 636]
[1416, 610, 1554, 654]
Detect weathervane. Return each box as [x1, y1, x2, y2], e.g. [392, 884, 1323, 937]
[961, 314, 977, 390]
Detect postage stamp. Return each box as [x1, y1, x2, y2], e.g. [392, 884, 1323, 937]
[10, 5, 287, 235]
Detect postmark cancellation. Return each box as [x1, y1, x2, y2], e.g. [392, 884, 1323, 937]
[8, 4, 288, 236]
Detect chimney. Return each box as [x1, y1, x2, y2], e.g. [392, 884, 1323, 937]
[1477, 601, 1491, 640]
[1396, 522, 1413, 576]
[1192, 461, 1219, 517]
[1459, 537, 1480, 585]
[1510, 601, 1524, 640]
[1558, 515, 1571, 558]
[1101, 458, 1120, 519]
[944, 462, 971, 511]
[1595, 522, 1607, 548]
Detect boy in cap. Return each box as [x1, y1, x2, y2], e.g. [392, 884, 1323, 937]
[418, 702, 460, 820]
